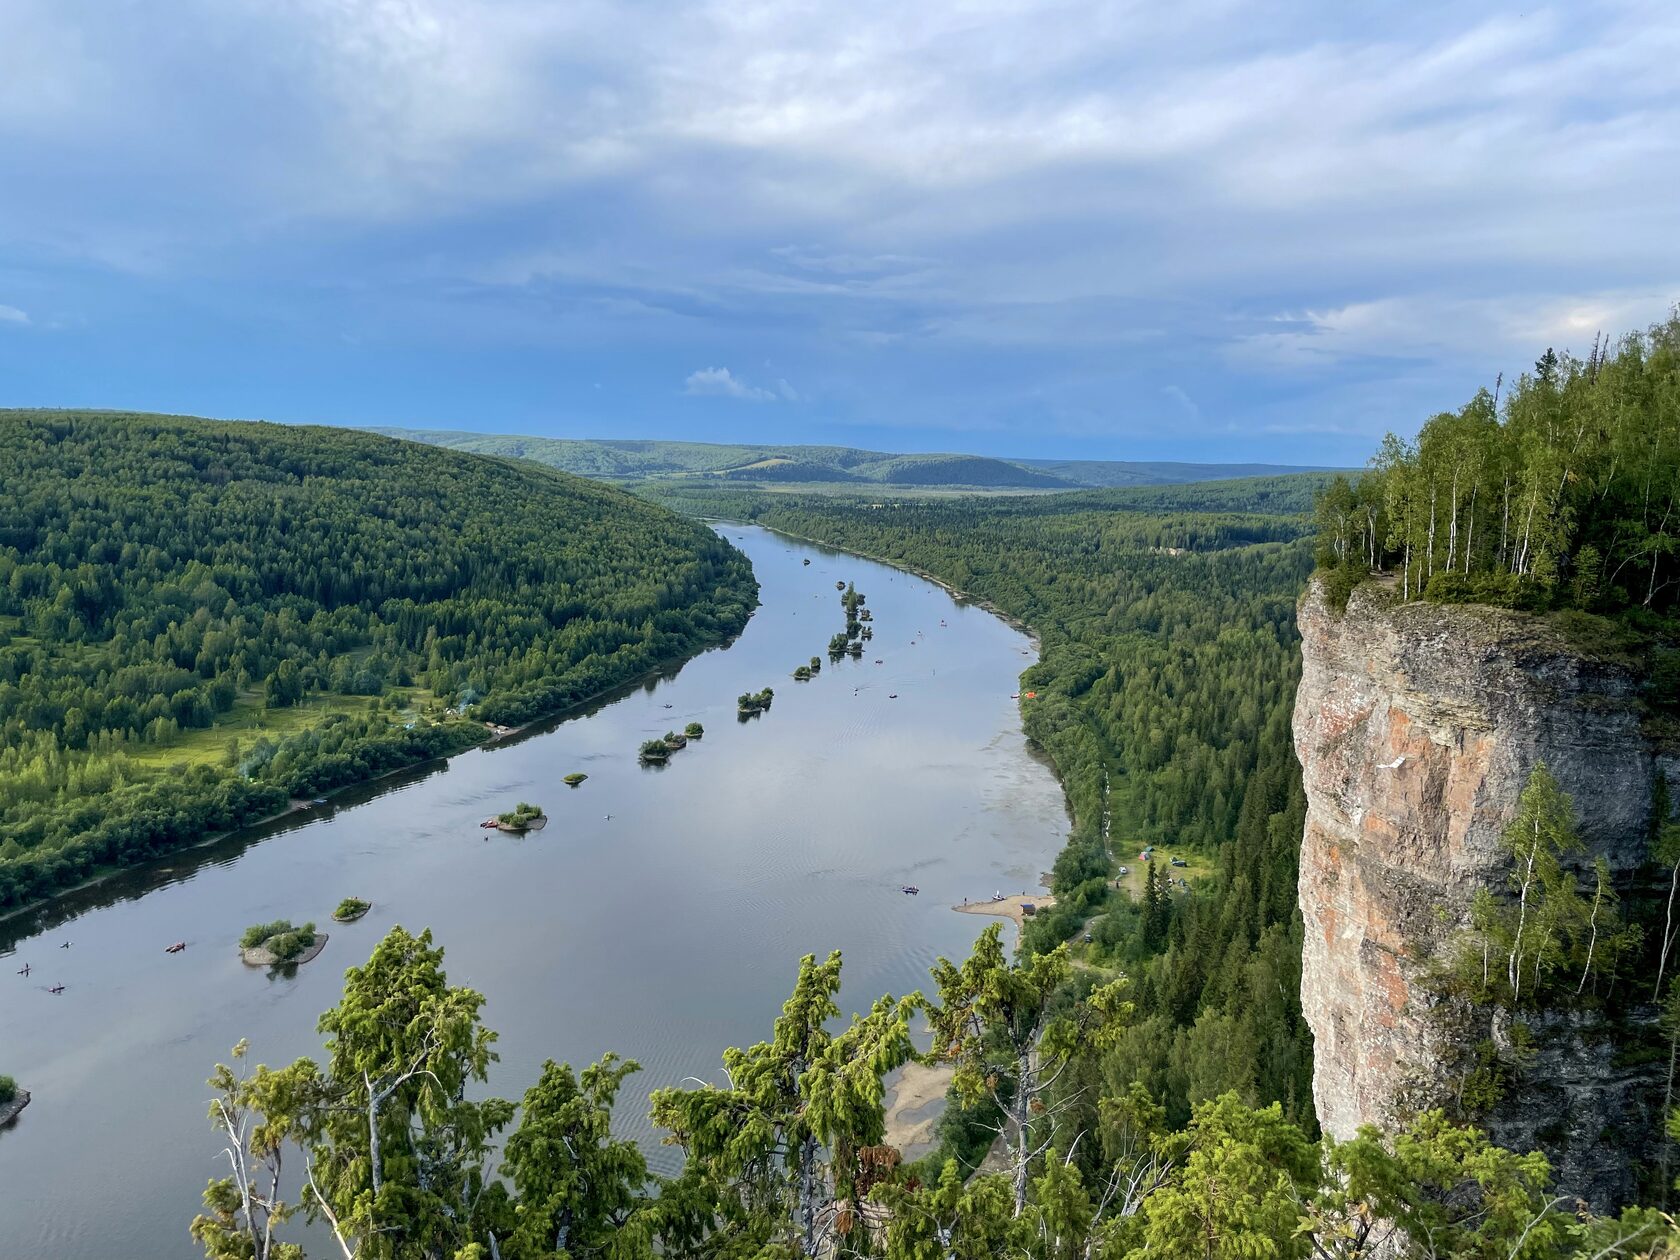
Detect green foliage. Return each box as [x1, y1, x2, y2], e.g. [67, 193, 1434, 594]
[638, 739, 671, 762]
[241, 919, 299, 950]
[929, 922, 1130, 1213]
[499, 1054, 657, 1260]
[737, 687, 775, 714]
[332, 898, 370, 921]
[563, 772, 588, 785]
[1316, 314, 1680, 617]
[649, 950, 919, 1257]
[663, 487, 1316, 1131]
[1447, 764, 1638, 1011]
[240, 920, 317, 960]
[201, 926, 1680, 1260]
[0, 1074, 15, 1105]
[683, 722, 704, 738]
[497, 801, 545, 828]
[0, 410, 757, 912]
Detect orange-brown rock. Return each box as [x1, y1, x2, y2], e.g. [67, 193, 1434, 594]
[1294, 575, 1672, 1207]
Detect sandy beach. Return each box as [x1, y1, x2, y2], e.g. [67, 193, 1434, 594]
[952, 892, 1057, 928]
[882, 1060, 954, 1159]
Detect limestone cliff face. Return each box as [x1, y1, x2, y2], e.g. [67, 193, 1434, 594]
[1293, 575, 1672, 1207]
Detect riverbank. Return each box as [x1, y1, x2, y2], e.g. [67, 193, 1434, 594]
[0, 522, 1076, 1260]
[953, 893, 1059, 930]
[0, 626, 755, 929]
[882, 1060, 954, 1159]
[710, 521, 1042, 652]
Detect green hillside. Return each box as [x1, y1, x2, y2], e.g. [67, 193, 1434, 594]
[1017, 457, 1341, 486]
[0, 410, 757, 909]
[364, 428, 1326, 491]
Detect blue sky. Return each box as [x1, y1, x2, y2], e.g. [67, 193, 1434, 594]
[1, 1, 1676, 465]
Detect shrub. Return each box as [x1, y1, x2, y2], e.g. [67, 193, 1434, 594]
[241, 919, 316, 958]
[334, 897, 370, 920]
[0, 1075, 16, 1104]
[265, 924, 318, 961]
[241, 919, 297, 949]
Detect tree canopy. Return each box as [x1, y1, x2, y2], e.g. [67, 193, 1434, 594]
[0, 410, 755, 909]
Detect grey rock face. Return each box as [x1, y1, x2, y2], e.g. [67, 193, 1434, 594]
[1293, 576, 1671, 1208]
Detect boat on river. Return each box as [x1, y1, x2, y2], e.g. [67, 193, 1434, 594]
[164, 941, 186, 954]
[901, 885, 919, 895]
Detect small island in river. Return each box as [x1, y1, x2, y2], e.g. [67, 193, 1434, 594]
[563, 772, 588, 786]
[332, 897, 371, 923]
[496, 802, 548, 831]
[0, 1076, 28, 1128]
[737, 687, 775, 716]
[239, 920, 328, 966]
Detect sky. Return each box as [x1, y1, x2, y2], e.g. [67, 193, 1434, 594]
[1, 1, 1677, 466]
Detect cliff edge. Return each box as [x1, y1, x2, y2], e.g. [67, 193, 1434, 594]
[1293, 574, 1672, 1207]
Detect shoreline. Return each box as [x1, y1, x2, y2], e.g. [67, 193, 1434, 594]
[952, 893, 1059, 930]
[241, 932, 329, 967]
[0, 627, 753, 928]
[881, 1060, 954, 1158]
[714, 521, 1043, 651]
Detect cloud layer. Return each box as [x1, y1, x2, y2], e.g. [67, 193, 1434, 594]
[0, 0, 1676, 460]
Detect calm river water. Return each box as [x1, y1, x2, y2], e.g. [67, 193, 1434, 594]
[0, 525, 1067, 1259]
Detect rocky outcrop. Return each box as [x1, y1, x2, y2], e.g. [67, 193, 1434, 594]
[1293, 575, 1674, 1208]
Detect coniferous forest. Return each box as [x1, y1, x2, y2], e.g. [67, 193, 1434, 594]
[0, 411, 757, 909]
[644, 481, 1322, 1140]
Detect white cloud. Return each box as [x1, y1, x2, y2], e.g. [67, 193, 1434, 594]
[684, 366, 779, 401]
[0, 304, 29, 325]
[1230, 289, 1680, 374]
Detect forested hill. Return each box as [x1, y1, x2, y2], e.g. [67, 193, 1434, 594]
[0, 411, 757, 910]
[364, 427, 1334, 491]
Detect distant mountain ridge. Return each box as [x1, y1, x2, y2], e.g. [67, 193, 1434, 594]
[365, 428, 1338, 489]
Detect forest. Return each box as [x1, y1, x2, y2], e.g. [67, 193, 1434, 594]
[192, 922, 1678, 1260]
[1314, 313, 1680, 619]
[646, 480, 1322, 1142]
[0, 411, 757, 910]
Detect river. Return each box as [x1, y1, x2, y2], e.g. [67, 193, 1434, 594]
[0, 525, 1068, 1259]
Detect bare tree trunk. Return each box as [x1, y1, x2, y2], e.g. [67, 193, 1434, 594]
[1463, 482, 1478, 574]
[1500, 476, 1512, 571]
[1446, 468, 1460, 573]
[1578, 877, 1603, 997]
[1656, 862, 1680, 1002]
[1427, 486, 1438, 582]
[798, 1131, 819, 1257]
[1509, 822, 1540, 1004]
[1012, 1048, 1035, 1217]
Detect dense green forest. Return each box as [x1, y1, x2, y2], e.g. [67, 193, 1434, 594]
[0, 411, 756, 909]
[193, 923, 1678, 1260]
[1316, 313, 1680, 618]
[643, 480, 1321, 1142]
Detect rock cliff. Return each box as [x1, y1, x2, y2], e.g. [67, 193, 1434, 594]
[1293, 575, 1673, 1207]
